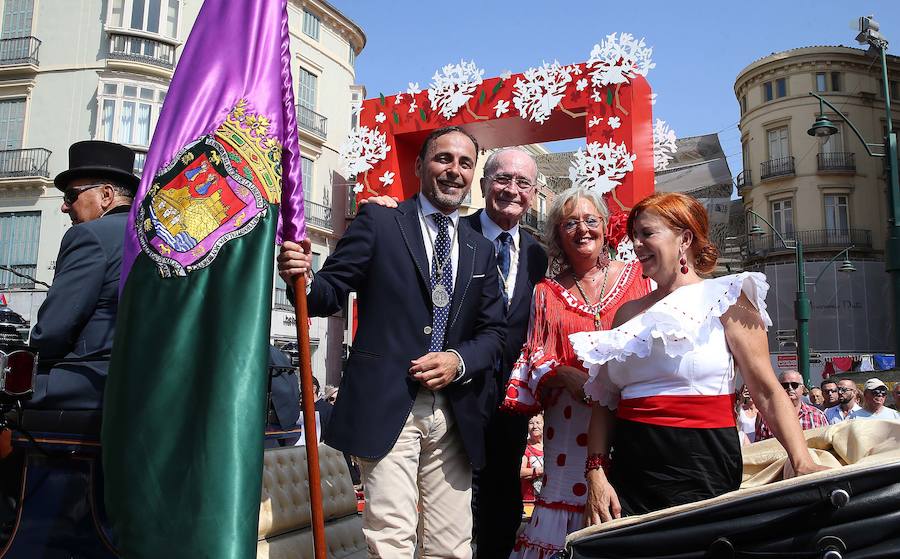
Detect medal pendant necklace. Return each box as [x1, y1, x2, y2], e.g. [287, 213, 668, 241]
[420, 202, 458, 308]
[572, 263, 610, 329]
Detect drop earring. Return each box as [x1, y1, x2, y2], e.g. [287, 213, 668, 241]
[679, 254, 689, 275]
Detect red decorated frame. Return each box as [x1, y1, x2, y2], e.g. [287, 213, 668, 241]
[353, 62, 654, 211]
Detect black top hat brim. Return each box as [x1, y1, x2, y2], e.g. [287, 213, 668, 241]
[54, 166, 140, 194]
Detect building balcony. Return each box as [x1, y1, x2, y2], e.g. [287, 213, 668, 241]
[0, 36, 40, 68]
[760, 156, 795, 181]
[0, 148, 51, 180]
[107, 30, 176, 76]
[305, 199, 332, 231]
[736, 170, 751, 191]
[748, 228, 872, 257]
[297, 105, 328, 140]
[817, 152, 855, 173]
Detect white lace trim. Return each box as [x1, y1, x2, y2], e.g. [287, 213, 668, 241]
[570, 273, 771, 373]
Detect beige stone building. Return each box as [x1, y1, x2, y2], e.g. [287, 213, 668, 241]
[734, 45, 900, 362]
[0, 0, 365, 388]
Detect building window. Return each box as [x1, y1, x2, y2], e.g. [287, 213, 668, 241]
[348, 46, 356, 67]
[302, 10, 320, 40]
[816, 72, 827, 93]
[0, 98, 25, 150]
[831, 72, 841, 92]
[767, 126, 789, 160]
[298, 67, 317, 111]
[1, 0, 34, 38]
[763, 81, 773, 102]
[301, 156, 313, 201]
[97, 81, 166, 150]
[0, 211, 40, 289]
[771, 199, 794, 237]
[108, 0, 180, 38]
[821, 123, 843, 153]
[538, 193, 547, 219]
[740, 95, 747, 115]
[824, 194, 849, 232]
[775, 77, 787, 98]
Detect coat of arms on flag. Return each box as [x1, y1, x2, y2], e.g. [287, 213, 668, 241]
[136, 99, 283, 277]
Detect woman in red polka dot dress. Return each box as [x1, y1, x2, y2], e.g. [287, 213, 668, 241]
[503, 187, 651, 559]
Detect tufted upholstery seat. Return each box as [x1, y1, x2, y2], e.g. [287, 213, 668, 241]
[258, 444, 366, 559]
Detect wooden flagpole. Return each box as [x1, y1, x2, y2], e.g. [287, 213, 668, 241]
[292, 273, 327, 559]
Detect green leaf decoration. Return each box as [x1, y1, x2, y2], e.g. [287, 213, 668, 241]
[419, 108, 427, 122]
[606, 88, 613, 105]
[379, 93, 386, 105]
[478, 90, 486, 105]
[492, 80, 503, 95]
[392, 112, 399, 124]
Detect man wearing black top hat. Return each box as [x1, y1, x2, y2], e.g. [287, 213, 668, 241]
[27, 140, 139, 411]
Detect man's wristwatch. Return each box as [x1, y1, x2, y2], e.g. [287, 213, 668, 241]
[447, 349, 464, 382]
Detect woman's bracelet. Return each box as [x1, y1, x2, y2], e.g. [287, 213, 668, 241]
[584, 453, 611, 478]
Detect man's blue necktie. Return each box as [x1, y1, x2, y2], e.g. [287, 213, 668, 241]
[429, 214, 453, 352]
[497, 231, 512, 307]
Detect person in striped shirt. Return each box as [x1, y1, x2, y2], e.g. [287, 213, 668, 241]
[755, 370, 828, 441]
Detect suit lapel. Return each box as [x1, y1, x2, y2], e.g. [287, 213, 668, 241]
[448, 221, 476, 329]
[396, 197, 430, 289]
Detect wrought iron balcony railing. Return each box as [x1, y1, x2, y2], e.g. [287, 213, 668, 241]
[736, 170, 751, 190]
[108, 31, 175, 69]
[0, 36, 40, 66]
[305, 199, 332, 231]
[0, 148, 51, 179]
[748, 228, 872, 256]
[297, 105, 327, 139]
[760, 156, 795, 180]
[817, 152, 855, 172]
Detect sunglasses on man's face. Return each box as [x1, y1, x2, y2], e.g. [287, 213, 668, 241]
[822, 388, 838, 394]
[781, 382, 801, 390]
[837, 387, 854, 393]
[870, 388, 888, 397]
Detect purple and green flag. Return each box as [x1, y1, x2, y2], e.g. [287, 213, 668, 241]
[101, 0, 305, 557]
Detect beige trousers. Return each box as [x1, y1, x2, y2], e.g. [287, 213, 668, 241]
[357, 387, 473, 559]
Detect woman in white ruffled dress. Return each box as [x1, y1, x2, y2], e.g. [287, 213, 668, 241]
[503, 187, 651, 558]
[571, 192, 829, 523]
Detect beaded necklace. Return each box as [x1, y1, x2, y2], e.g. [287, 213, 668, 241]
[572, 264, 610, 329]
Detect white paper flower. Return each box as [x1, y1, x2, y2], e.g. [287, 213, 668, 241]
[351, 104, 364, 116]
[588, 116, 603, 128]
[616, 238, 637, 262]
[649, 93, 658, 105]
[512, 61, 575, 124]
[607, 116, 621, 129]
[408, 99, 418, 113]
[339, 126, 392, 178]
[576, 78, 588, 92]
[375, 112, 386, 123]
[427, 60, 484, 119]
[500, 70, 512, 81]
[588, 32, 655, 89]
[395, 92, 404, 103]
[494, 99, 510, 117]
[653, 119, 678, 171]
[568, 140, 637, 194]
[353, 183, 364, 193]
[407, 82, 421, 96]
[591, 89, 603, 103]
[378, 170, 395, 187]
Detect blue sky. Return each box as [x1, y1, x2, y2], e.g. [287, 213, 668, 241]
[334, 1, 899, 181]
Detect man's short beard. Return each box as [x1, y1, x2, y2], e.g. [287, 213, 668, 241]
[428, 188, 468, 212]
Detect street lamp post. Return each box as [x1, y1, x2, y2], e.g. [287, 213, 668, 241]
[747, 210, 811, 385]
[747, 211, 856, 386]
[807, 15, 900, 359]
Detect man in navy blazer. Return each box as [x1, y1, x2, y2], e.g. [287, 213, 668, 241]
[28, 141, 138, 415]
[279, 127, 505, 558]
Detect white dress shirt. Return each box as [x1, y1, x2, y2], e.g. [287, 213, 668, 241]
[479, 210, 519, 303]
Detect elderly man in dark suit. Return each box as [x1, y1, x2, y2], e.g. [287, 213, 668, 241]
[278, 126, 506, 558]
[469, 148, 547, 558]
[28, 140, 137, 413]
